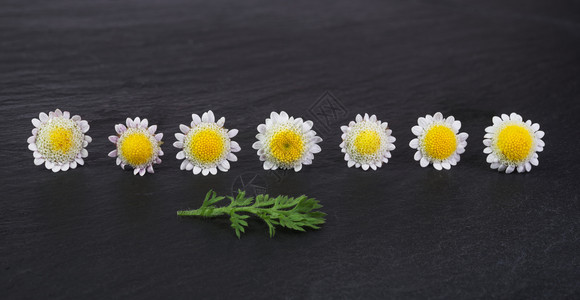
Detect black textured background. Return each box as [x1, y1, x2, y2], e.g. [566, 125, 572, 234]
[1, 0, 580, 298]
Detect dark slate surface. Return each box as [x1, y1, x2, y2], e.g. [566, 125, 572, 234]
[1, 0, 579, 298]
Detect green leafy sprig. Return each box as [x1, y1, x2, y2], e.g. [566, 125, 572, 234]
[177, 190, 326, 238]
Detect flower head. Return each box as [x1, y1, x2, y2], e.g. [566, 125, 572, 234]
[174, 110, 240, 176]
[483, 112, 544, 173]
[108, 117, 163, 176]
[409, 112, 468, 170]
[252, 111, 322, 172]
[28, 109, 91, 172]
[339, 113, 395, 170]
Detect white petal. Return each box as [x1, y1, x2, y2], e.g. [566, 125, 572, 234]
[442, 161, 451, 170]
[141, 118, 148, 128]
[311, 144, 321, 154]
[257, 124, 266, 133]
[80, 121, 90, 133]
[116, 157, 122, 165]
[531, 123, 540, 132]
[230, 141, 241, 152]
[411, 126, 423, 136]
[418, 117, 428, 128]
[209, 167, 217, 175]
[52, 165, 61, 172]
[362, 164, 369, 170]
[535, 131, 545, 138]
[34, 158, 45, 165]
[506, 165, 515, 174]
[116, 124, 126, 134]
[186, 162, 194, 171]
[347, 160, 355, 167]
[70, 161, 77, 169]
[433, 162, 442, 170]
[525, 162, 532, 172]
[108, 150, 118, 157]
[140, 168, 146, 176]
[193, 166, 202, 174]
[176, 151, 185, 160]
[263, 161, 273, 170]
[228, 129, 238, 138]
[414, 151, 422, 161]
[179, 124, 189, 134]
[81, 149, 88, 158]
[227, 153, 237, 162]
[173, 141, 183, 148]
[458, 132, 468, 141]
[252, 141, 262, 150]
[147, 166, 154, 173]
[28, 143, 37, 151]
[45, 161, 54, 169]
[84, 135, 92, 143]
[420, 157, 429, 167]
[108, 135, 118, 143]
[174, 133, 185, 142]
[517, 165, 525, 173]
[433, 112, 443, 121]
[155, 133, 163, 141]
[192, 114, 202, 125]
[492, 116, 502, 125]
[483, 147, 492, 154]
[133, 168, 140, 175]
[530, 157, 539, 166]
[486, 154, 498, 163]
[294, 164, 302, 172]
[452, 121, 461, 132]
[39, 112, 49, 122]
[355, 114, 362, 122]
[61, 163, 70, 171]
[202, 169, 210, 176]
[32, 118, 41, 128]
[33, 151, 42, 158]
[409, 138, 419, 149]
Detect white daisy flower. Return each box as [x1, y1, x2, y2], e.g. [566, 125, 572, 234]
[173, 110, 240, 176]
[483, 112, 544, 173]
[27, 109, 92, 172]
[339, 113, 396, 170]
[409, 112, 468, 170]
[252, 111, 322, 172]
[108, 117, 164, 176]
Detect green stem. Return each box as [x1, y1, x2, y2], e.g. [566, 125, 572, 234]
[177, 206, 289, 218]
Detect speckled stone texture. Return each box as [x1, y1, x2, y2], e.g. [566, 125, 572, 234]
[1, 0, 579, 298]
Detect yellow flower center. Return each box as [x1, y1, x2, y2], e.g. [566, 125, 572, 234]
[270, 129, 304, 164]
[119, 132, 154, 166]
[353, 129, 381, 155]
[495, 124, 533, 162]
[49, 126, 74, 153]
[187, 128, 226, 164]
[422, 125, 457, 160]
[35, 118, 84, 164]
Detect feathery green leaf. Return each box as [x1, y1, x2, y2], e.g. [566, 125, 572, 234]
[177, 190, 326, 238]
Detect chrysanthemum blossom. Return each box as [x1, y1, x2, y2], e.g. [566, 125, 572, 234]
[28, 109, 91, 172]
